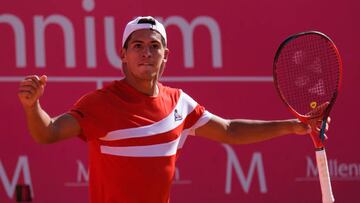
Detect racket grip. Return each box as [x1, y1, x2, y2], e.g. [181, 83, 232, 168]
[310, 131, 324, 149]
[315, 149, 335, 203]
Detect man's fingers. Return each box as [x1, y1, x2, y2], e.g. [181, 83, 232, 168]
[19, 80, 39, 95]
[24, 75, 41, 87]
[327, 117, 331, 124]
[39, 75, 47, 86]
[18, 75, 47, 108]
[19, 84, 38, 94]
[18, 85, 37, 100]
[323, 133, 328, 140]
[20, 75, 47, 93]
[18, 75, 47, 101]
[20, 79, 38, 88]
[313, 122, 329, 132]
[24, 75, 40, 80]
[24, 75, 47, 88]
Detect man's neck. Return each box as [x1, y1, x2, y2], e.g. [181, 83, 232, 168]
[124, 77, 159, 96]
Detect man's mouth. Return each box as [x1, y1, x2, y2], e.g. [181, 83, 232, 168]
[139, 63, 153, 67]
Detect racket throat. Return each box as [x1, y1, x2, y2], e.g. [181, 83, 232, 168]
[310, 131, 325, 149]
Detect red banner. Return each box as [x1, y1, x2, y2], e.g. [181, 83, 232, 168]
[1, 0, 359, 202]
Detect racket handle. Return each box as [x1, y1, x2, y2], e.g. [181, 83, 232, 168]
[310, 131, 324, 149]
[315, 149, 335, 203]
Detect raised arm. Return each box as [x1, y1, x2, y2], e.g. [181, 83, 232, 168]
[18, 75, 81, 144]
[195, 114, 312, 144]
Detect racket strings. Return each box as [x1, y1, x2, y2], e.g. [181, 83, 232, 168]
[275, 34, 341, 117]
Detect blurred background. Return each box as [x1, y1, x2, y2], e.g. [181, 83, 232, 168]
[1, 0, 359, 202]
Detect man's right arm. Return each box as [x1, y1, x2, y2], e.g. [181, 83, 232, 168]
[18, 75, 81, 144]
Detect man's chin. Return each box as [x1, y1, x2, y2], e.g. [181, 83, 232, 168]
[138, 74, 158, 81]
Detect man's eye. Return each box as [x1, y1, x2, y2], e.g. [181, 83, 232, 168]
[134, 44, 142, 48]
[152, 44, 160, 49]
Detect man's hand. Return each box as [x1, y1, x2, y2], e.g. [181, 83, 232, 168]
[292, 120, 312, 135]
[306, 102, 331, 148]
[309, 117, 331, 149]
[293, 117, 331, 135]
[18, 75, 47, 109]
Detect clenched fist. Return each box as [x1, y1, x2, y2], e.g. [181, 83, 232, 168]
[18, 75, 47, 109]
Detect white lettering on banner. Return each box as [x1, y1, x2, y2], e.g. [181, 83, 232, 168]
[77, 160, 89, 183]
[83, 0, 95, 12]
[83, 0, 96, 69]
[156, 16, 222, 68]
[34, 15, 76, 68]
[0, 14, 26, 68]
[0, 156, 34, 199]
[173, 167, 192, 185]
[85, 15, 96, 68]
[64, 160, 190, 187]
[0, 0, 222, 70]
[104, 16, 122, 68]
[64, 160, 88, 187]
[222, 144, 267, 194]
[295, 156, 360, 181]
[306, 156, 318, 177]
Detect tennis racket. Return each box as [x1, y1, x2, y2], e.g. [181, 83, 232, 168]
[273, 31, 342, 203]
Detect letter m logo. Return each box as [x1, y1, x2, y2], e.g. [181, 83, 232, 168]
[222, 144, 268, 194]
[0, 156, 33, 199]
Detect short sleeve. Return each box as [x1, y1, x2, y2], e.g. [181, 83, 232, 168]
[67, 91, 106, 141]
[180, 91, 213, 135]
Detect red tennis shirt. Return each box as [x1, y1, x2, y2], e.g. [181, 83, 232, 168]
[68, 79, 212, 203]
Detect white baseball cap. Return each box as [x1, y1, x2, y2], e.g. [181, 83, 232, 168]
[122, 16, 167, 48]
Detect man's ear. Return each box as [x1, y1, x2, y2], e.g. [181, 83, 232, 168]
[120, 48, 127, 63]
[159, 49, 169, 77]
[163, 48, 170, 63]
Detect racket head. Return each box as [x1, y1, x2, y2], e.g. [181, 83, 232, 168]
[273, 31, 342, 123]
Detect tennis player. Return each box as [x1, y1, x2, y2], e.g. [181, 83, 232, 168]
[18, 16, 328, 203]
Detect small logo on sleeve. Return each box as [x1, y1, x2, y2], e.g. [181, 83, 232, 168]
[174, 109, 183, 121]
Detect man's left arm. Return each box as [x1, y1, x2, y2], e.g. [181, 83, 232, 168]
[194, 114, 311, 144]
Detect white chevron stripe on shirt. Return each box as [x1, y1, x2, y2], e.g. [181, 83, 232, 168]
[99, 91, 198, 141]
[100, 130, 187, 157]
[99, 111, 213, 157]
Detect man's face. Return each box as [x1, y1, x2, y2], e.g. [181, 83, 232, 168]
[121, 29, 169, 81]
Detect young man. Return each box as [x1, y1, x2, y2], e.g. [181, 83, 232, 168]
[18, 16, 327, 203]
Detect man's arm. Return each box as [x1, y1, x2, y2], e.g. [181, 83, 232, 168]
[195, 114, 312, 144]
[18, 75, 81, 144]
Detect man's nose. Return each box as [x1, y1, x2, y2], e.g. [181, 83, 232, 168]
[142, 46, 152, 57]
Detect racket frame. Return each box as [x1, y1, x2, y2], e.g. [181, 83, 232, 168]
[273, 31, 342, 203]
